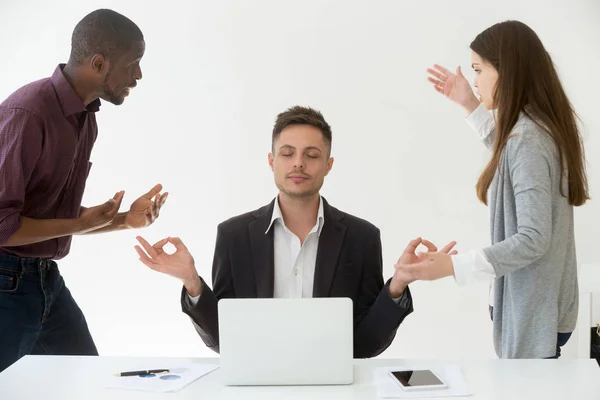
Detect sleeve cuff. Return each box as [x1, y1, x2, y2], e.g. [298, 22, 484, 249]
[182, 276, 205, 308]
[386, 281, 411, 309]
[187, 292, 200, 307]
[393, 291, 410, 308]
[465, 103, 493, 139]
[452, 252, 477, 286]
[452, 250, 496, 285]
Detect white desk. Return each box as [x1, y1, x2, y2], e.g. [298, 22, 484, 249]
[1, 356, 599, 399]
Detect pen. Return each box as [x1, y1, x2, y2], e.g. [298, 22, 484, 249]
[114, 369, 170, 377]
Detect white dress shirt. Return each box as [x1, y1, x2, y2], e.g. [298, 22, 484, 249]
[451, 104, 498, 305]
[267, 196, 324, 298]
[188, 197, 324, 305]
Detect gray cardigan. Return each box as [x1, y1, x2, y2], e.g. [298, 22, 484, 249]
[467, 105, 578, 358]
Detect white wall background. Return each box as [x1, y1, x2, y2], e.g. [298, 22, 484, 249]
[0, 0, 598, 360]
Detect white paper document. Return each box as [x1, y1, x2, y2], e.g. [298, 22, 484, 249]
[373, 364, 472, 398]
[105, 363, 219, 393]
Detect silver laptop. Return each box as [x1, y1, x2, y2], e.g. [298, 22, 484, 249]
[218, 297, 354, 386]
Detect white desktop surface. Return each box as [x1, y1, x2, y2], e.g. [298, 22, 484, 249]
[1, 355, 599, 399]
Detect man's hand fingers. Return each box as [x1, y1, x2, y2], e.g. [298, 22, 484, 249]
[440, 241, 458, 254]
[136, 236, 160, 258]
[421, 239, 438, 253]
[142, 184, 163, 200]
[168, 236, 188, 251]
[135, 245, 160, 270]
[152, 238, 169, 252]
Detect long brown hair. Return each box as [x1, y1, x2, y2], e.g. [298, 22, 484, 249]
[471, 20, 589, 206]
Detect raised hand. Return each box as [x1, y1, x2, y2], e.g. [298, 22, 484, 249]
[125, 184, 168, 229]
[426, 64, 481, 114]
[78, 191, 125, 233]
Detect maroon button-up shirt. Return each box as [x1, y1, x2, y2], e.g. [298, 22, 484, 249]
[0, 64, 100, 260]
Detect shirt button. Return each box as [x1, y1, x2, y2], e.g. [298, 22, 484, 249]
[294, 269, 299, 276]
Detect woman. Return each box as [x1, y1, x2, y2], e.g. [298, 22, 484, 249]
[399, 20, 590, 359]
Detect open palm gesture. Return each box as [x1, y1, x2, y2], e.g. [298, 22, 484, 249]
[125, 184, 168, 229]
[426, 64, 480, 113]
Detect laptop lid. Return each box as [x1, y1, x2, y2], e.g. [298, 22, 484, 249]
[218, 297, 354, 386]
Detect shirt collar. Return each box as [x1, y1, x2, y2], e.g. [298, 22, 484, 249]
[265, 195, 325, 236]
[50, 64, 101, 116]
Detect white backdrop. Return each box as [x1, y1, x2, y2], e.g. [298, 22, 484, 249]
[0, 0, 598, 359]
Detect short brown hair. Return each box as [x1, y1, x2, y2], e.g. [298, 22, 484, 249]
[272, 106, 332, 154]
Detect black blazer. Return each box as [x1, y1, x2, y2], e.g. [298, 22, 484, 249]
[180, 197, 413, 358]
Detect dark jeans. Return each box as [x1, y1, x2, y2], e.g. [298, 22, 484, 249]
[489, 305, 572, 358]
[0, 254, 97, 372]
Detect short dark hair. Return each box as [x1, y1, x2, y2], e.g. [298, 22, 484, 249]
[69, 9, 144, 66]
[272, 106, 332, 154]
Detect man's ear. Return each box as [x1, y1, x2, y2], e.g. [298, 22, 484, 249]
[90, 53, 109, 75]
[325, 157, 334, 176]
[268, 152, 274, 171]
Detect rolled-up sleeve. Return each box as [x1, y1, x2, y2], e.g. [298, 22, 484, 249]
[0, 108, 43, 245]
